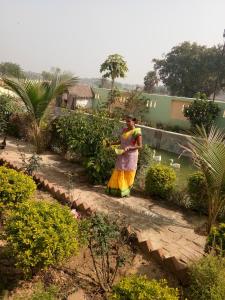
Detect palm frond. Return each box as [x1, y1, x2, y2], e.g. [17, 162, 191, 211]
[183, 125, 225, 193]
[2, 77, 35, 116]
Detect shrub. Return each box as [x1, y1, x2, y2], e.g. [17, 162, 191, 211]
[187, 171, 207, 212]
[145, 164, 176, 198]
[84, 147, 116, 184]
[135, 145, 153, 189]
[206, 223, 225, 255]
[183, 92, 220, 133]
[4, 200, 79, 274]
[110, 275, 179, 300]
[0, 166, 36, 211]
[52, 112, 121, 184]
[0, 95, 23, 135]
[79, 213, 129, 293]
[188, 255, 225, 300]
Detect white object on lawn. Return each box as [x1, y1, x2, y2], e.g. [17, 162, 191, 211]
[169, 159, 181, 169]
[153, 150, 161, 162]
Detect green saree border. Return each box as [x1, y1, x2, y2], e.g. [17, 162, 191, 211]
[106, 186, 132, 197]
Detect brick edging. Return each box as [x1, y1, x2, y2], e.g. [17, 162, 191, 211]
[0, 157, 189, 285]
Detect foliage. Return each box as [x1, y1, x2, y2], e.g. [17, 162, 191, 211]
[82, 213, 129, 293]
[110, 275, 179, 300]
[0, 166, 36, 211]
[153, 42, 225, 97]
[0, 94, 23, 135]
[136, 145, 153, 189]
[187, 171, 207, 212]
[108, 87, 122, 112]
[0, 62, 24, 78]
[124, 88, 148, 120]
[188, 254, 225, 300]
[2, 75, 78, 153]
[4, 200, 79, 274]
[145, 164, 176, 199]
[206, 223, 225, 255]
[183, 126, 225, 233]
[144, 71, 159, 93]
[84, 147, 116, 184]
[100, 54, 128, 89]
[19, 152, 42, 176]
[184, 93, 220, 132]
[53, 112, 120, 184]
[13, 282, 59, 300]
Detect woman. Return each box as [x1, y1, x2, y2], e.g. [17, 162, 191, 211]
[106, 115, 142, 197]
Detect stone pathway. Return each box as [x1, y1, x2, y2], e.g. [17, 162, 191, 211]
[1, 137, 207, 265]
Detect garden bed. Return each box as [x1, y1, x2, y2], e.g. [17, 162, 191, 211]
[0, 189, 179, 300]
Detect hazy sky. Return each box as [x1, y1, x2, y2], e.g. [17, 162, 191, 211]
[1, 0, 225, 84]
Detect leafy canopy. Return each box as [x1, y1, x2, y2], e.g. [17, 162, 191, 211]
[0, 62, 24, 78]
[144, 70, 159, 93]
[153, 42, 225, 97]
[100, 54, 128, 84]
[183, 93, 220, 132]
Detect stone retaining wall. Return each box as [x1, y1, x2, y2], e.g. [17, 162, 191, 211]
[138, 124, 191, 156]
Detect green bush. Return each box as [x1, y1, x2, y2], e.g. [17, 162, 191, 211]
[0, 166, 36, 211]
[135, 145, 153, 189]
[52, 112, 121, 184]
[4, 200, 79, 274]
[84, 147, 116, 184]
[187, 171, 207, 212]
[188, 255, 225, 300]
[0, 95, 23, 135]
[183, 92, 220, 133]
[145, 164, 176, 198]
[110, 275, 179, 300]
[206, 223, 225, 255]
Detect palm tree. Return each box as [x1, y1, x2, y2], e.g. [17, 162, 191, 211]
[100, 54, 128, 113]
[100, 54, 128, 90]
[183, 126, 225, 233]
[3, 75, 78, 153]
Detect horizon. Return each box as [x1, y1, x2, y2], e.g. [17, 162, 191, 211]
[1, 0, 225, 85]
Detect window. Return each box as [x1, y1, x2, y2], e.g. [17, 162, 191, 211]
[223, 110, 225, 118]
[181, 104, 185, 112]
[153, 101, 157, 108]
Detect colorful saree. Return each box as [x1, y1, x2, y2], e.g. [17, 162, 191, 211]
[106, 127, 142, 197]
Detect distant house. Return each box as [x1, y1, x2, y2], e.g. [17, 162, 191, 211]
[57, 84, 94, 110]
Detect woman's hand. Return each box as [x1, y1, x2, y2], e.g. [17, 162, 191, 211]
[124, 146, 131, 152]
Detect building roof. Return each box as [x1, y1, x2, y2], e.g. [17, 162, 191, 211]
[68, 84, 94, 99]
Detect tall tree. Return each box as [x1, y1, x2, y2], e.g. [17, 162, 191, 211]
[3, 75, 78, 153]
[153, 42, 225, 98]
[100, 54, 128, 90]
[0, 62, 24, 78]
[144, 71, 158, 93]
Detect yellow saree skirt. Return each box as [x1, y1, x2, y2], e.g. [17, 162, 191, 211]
[106, 170, 136, 197]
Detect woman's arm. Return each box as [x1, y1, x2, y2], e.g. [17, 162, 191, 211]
[107, 140, 120, 147]
[124, 135, 142, 152]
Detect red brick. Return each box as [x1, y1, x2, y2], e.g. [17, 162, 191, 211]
[150, 248, 165, 264]
[139, 240, 154, 256]
[164, 256, 184, 273]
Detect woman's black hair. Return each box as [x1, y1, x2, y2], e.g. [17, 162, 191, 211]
[126, 115, 137, 122]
